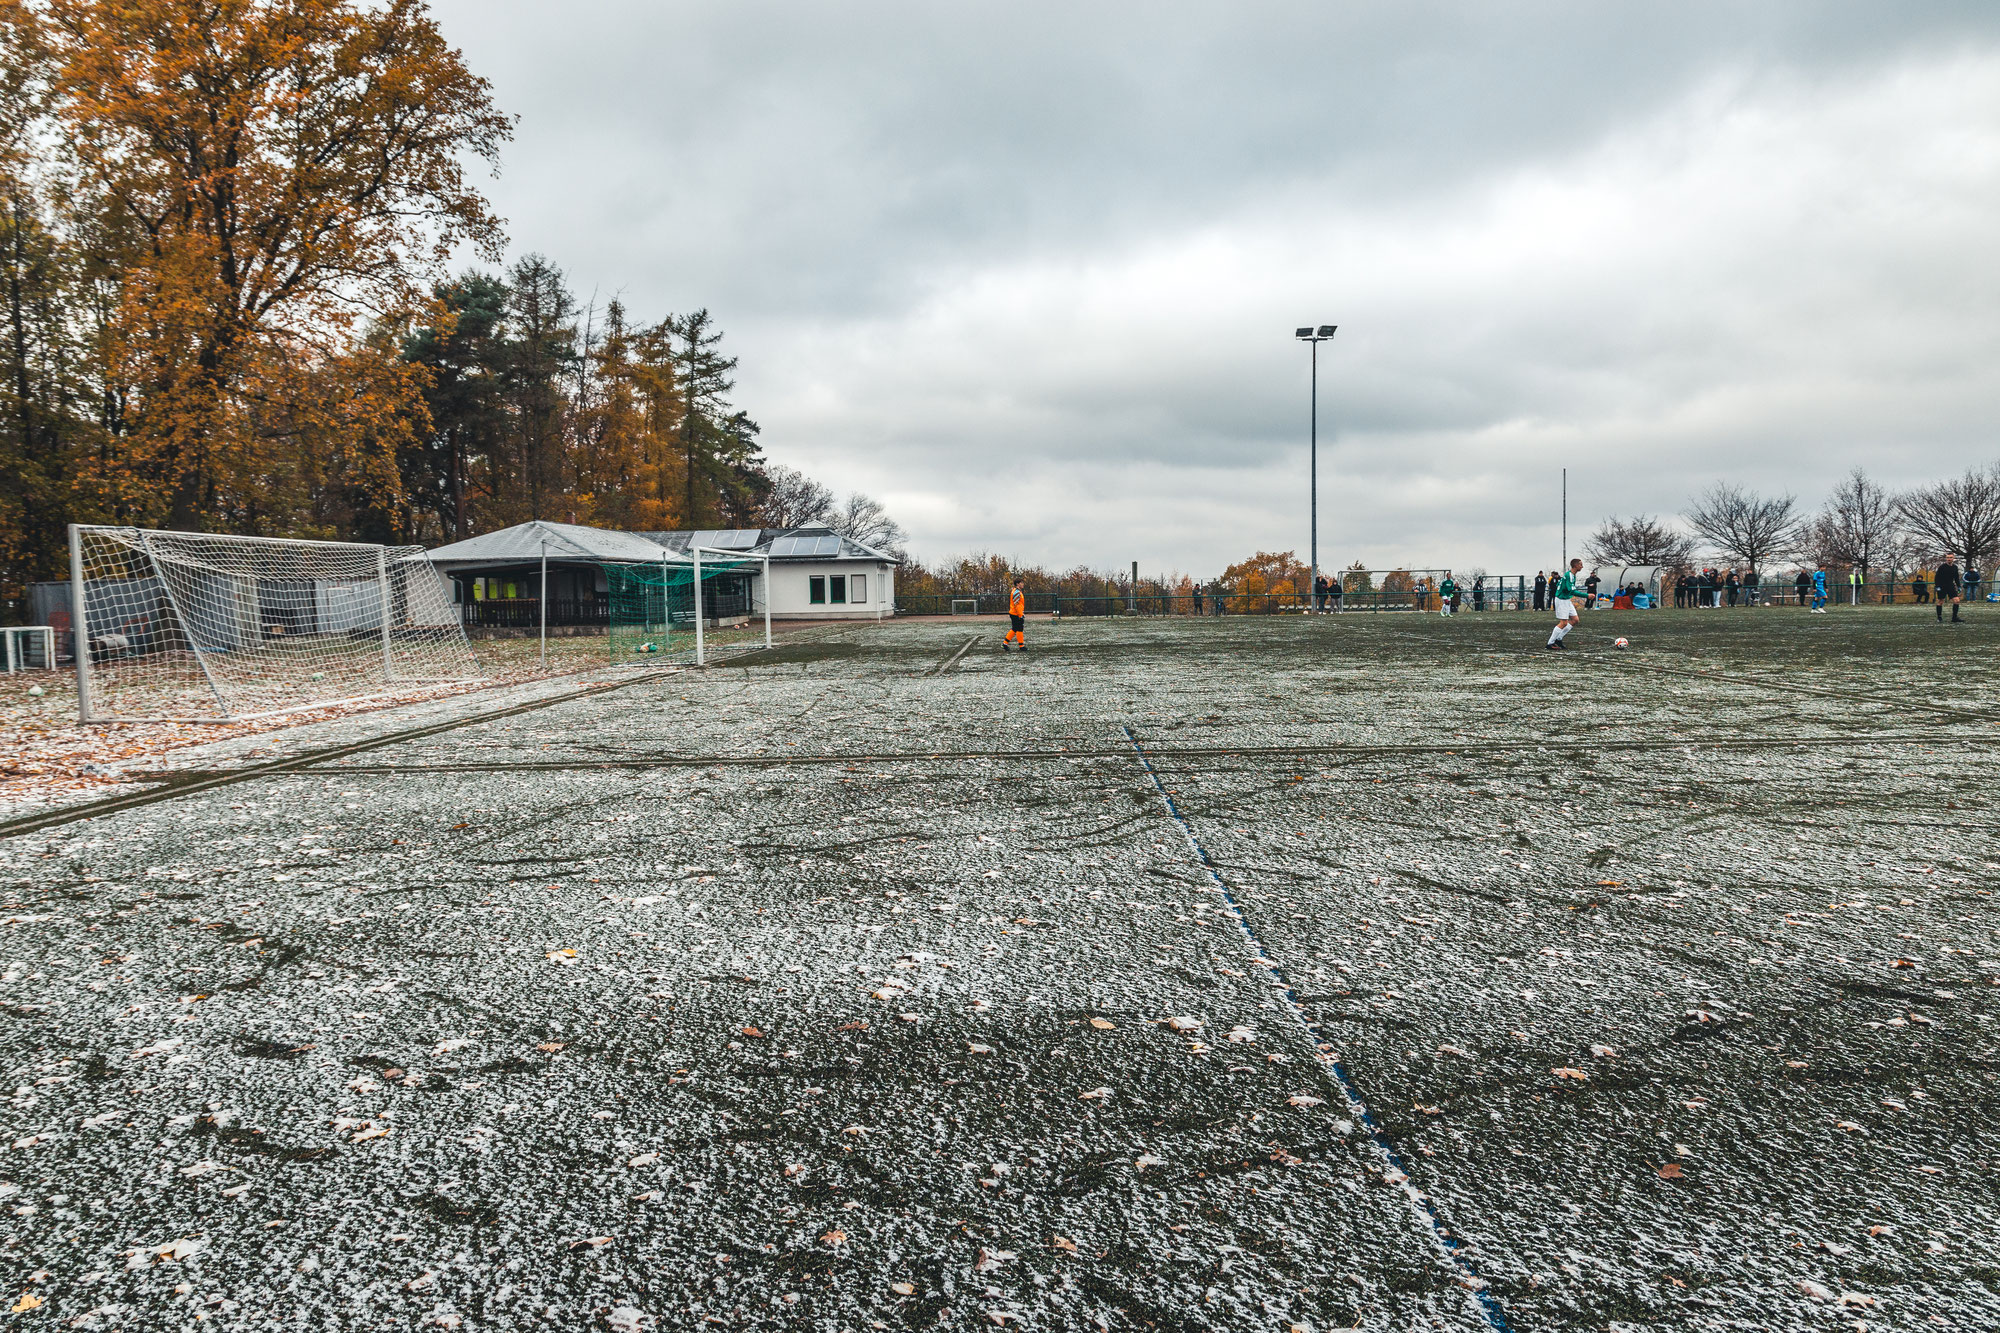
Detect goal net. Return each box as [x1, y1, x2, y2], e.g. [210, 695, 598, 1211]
[604, 556, 768, 664]
[72, 525, 479, 722]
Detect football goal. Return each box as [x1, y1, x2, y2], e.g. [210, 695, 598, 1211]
[951, 598, 979, 616]
[604, 547, 770, 666]
[69, 524, 479, 723]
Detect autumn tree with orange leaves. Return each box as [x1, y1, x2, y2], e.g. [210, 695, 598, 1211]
[39, 0, 511, 530]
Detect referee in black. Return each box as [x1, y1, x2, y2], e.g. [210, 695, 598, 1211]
[1935, 553, 1963, 623]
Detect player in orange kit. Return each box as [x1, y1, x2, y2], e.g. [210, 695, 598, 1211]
[1002, 577, 1027, 651]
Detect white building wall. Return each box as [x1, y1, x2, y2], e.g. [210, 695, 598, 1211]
[765, 561, 897, 619]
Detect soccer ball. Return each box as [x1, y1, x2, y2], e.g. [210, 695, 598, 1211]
[1614, 637, 1629, 649]
[27, 685, 42, 697]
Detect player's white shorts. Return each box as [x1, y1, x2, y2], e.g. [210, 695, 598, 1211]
[1552, 598, 1576, 618]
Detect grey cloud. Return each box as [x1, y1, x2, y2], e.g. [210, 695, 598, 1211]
[430, 0, 2000, 574]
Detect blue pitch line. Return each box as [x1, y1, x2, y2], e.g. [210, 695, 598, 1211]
[1121, 726, 1512, 1333]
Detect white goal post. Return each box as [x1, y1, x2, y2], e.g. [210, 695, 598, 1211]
[951, 598, 979, 615]
[69, 524, 480, 723]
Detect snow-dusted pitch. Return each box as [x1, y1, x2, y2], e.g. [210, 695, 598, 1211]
[3, 609, 1997, 1331]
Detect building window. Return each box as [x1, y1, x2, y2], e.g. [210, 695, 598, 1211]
[851, 574, 866, 604]
[830, 575, 847, 604]
[809, 576, 826, 604]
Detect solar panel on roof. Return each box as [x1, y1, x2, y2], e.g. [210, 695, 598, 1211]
[767, 536, 799, 556]
[813, 535, 842, 556]
[690, 529, 759, 550]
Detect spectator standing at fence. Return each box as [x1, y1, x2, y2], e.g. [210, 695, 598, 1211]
[1744, 568, 1760, 606]
[1794, 569, 1810, 607]
[1534, 571, 1547, 611]
[1329, 576, 1343, 612]
[1582, 569, 1600, 609]
[1935, 555, 1963, 622]
[1969, 563, 1984, 604]
[1726, 569, 1741, 607]
[1913, 571, 1928, 604]
[1472, 576, 1486, 611]
[1192, 583, 1204, 616]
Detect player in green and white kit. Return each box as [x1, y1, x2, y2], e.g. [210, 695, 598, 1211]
[1545, 558, 1584, 649]
[1438, 574, 1457, 616]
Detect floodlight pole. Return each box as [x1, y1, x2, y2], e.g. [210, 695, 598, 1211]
[1295, 325, 1336, 614]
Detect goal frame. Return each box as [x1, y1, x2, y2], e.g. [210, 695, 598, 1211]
[70, 523, 480, 724]
[951, 598, 979, 616]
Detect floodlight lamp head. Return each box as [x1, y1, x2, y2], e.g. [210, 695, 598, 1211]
[1317, 324, 1337, 338]
[1294, 327, 1313, 338]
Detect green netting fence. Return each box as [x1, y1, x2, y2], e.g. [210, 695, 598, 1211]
[604, 558, 766, 664]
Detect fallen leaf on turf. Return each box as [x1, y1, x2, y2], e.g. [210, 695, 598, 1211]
[1078, 1087, 1111, 1101]
[843, 1125, 866, 1136]
[627, 1152, 660, 1167]
[1166, 1016, 1202, 1032]
[891, 1282, 915, 1295]
[1437, 1044, 1473, 1058]
[1089, 1018, 1115, 1030]
[537, 1042, 566, 1052]
[1589, 1044, 1617, 1058]
[407, 1271, 437, 1291]
[1287, 1095, 1325, 1107]
[11, 1294, 41, 1313]
[967, 1043, 994, 1055]
[1657, 1163, 1684, 1179]
[838, 1021, 868, 1031]
[1596, 879, 1623, 887]
[433, 1038, 471, 1056]
[1552, 1067, 1587, 1080]
[822, 1230, 847, 1246]
[974, 1247, 1017, 1271]
[1835, 1121, 1867, 1133]
[1051, 1236, 1077, 1252]
[571, 1236, 613, 1252]
[898, 1012, 922, 1023]
[351, 1125, 390, 1142]
[1134, 1153, 1166, 1170]
[741, 1027, 763, 1039]
[158, 1237, 204, 1261]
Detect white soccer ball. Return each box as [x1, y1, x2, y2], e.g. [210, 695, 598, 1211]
[28, 684, 43, 697]
[311, 671, 324, 680]
[1614, 637, 1629, 649]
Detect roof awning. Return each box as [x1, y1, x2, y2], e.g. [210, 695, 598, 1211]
[426, 520, 690, 568]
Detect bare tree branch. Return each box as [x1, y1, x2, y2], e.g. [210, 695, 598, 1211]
[1805, 467, 1903, 573]
[1583, 514, 1695, 567]
[756, 464, 835, 529]
[1684, 483, 1801, 571]
[1896, 465, 2000, 570]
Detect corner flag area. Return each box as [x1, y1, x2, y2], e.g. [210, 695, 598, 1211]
[3, 609, 1995, 1331]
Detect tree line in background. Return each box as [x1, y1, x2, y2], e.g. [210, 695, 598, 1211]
[0, 0, 895, 614]
[1588, 463, 2000, 579]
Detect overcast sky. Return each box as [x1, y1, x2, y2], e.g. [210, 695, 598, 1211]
[431, 0, 2000, 577]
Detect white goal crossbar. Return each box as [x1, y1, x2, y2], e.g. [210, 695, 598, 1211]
[69, 524, 481, 723]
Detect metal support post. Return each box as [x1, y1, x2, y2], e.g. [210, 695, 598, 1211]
[69, 524, 93, 723]
[378, 546, 395, 682]
[538, 540, 548, 668]
[693, 547, 705, 667]
[762, 554, 772, 648]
